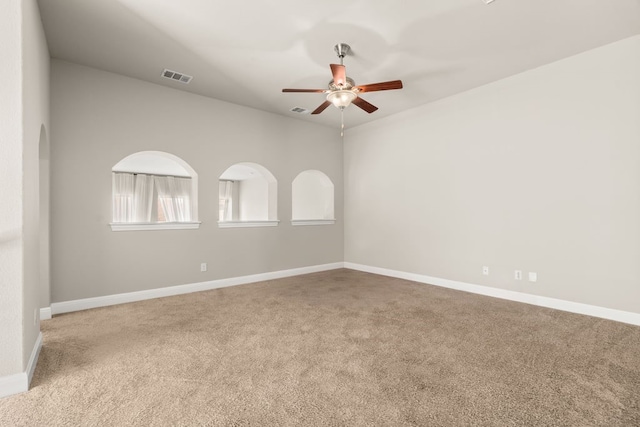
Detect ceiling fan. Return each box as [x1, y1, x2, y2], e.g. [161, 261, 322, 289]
[282, 43, 403, 115]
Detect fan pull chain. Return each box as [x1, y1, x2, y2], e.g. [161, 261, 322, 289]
[341, 110, 345, 138]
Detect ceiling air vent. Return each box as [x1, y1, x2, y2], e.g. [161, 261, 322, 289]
[161, 69, 193, 84]
[290, 107, 310, 114]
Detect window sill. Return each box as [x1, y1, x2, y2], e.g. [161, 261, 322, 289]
[291, 219, 336, 226]
[110, 222, 201, 231]
[218, 220, 280, 228]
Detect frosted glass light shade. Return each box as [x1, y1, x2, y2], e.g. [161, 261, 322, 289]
[327, 90, 357, 109]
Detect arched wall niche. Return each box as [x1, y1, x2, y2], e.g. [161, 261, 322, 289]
[291, 170, 335, 226]
[112, 151, 195, 178]
[38, 124, 50, 310]
[110, 151, 200, 231]
[218, 162, 278, 228]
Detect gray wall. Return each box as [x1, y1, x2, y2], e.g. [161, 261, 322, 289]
[50, 60, 343, 303]
[344, 36, 640, 314]
[23, 0, 50, 366]
[0, 0, 25, 377]
[0, 0, 49, 378]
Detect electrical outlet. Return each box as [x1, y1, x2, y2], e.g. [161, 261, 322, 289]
[482, 266, 489, 275]
[514, 270, 522, 280]
[200, 263, 207, 272]
[529, 272, 537, 282]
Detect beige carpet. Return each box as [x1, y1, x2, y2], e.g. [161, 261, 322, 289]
[1, 269, 639, 426]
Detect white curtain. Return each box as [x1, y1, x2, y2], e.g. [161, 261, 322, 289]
[112, 172, 135, 222]
[113, 172, 192, 223]
[155, 176, 193, 222]
[132, 174, 154, 222]
[219, 181, 233, 221]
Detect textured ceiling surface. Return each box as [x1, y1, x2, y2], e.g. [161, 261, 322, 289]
[38, 0, 640, 129]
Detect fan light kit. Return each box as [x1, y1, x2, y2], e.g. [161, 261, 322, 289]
[327, 90, 357, 109]
[282, 43, 403, 121]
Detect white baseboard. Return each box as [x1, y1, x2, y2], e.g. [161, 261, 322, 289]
[38, 261, 640, 325]
[0, 331, 43, 399]
[0, 373, 26, 399]
[28, 332, 43, 384]
[40, 307, 51, 320]
[51, 262, 345, 316]
[344, 262, 640, 326]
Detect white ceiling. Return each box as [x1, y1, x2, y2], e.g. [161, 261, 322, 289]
[38, 0, 640, 129]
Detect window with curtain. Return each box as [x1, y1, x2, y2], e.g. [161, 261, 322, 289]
[217, 162, 278, 227]
[156, 175, 193, 222]
[112, 172, 193, 223]
[219, 180, 234, 221]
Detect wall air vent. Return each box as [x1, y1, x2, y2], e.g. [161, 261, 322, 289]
[161, 69, 193, 84]
[290, 107, 310, 114]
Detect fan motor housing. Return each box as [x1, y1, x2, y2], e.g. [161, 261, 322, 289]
[329, 77, 356, 91]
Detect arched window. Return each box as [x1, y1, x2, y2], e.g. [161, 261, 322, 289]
[110, 151, 200, 231]
[291, 170, 335, 226]
[218, 162, 278, 228]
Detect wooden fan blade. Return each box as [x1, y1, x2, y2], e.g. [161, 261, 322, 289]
[330, 64, 347, 87]
[352, 97, 378, 114]
[355, 80, 403, 93]
[282, 88, 327, 93]
[311, 100, 332, 115]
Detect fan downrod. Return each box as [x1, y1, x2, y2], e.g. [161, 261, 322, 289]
[334, 43, 351, 64]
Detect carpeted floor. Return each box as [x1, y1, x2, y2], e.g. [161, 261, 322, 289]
[1, 269, 639, 426]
